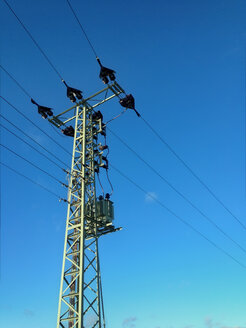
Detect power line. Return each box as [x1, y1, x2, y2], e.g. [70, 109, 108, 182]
[64, 0, 246, 237]
[0, 96, 71, 156]
[66, 0, 98, 58]
[0, 123, 66, 172]
[0, 161, 65, 201]
[2, 0, 63, 80]
[3, 0, 244, 269]
[108, 128, 246, 254]
[0, 64, 32, 98]
[25, 0, 244, 238]
[140, 116, 246, 231]
[110, 163, 246, 270]
[0, 113, 69, 168]
[0, 67, 70, 159]
[1, 143, 65, 186]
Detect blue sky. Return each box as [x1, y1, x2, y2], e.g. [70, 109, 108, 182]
[1, 0, 246, 327]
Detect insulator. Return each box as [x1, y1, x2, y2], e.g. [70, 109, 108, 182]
[99, 145, 108, 151]
[62, 126, 75, 137]
[63, 80, 83, 103]
[31, 98, 53, 119]
[100, 127, 106, 136]
[68, 92, 76, 103]
[97, 57, 116, 84]
[119, 94, 135, 109]
[93, 127, 98, 134]
[92, 111, 103, 121]
[102, 76, 109, 84]
[100, 163, 108, 170]
[119, 94, 140, 117]
[109, 73, 116, 81]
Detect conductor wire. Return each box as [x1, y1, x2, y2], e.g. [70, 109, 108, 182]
[0, 114, 69, 168]
[0, 123, 65, 171]
[110, 163, 246, 270]
[140, 115, 246, 231]
[1, 144, 64, 186]
[108, 128, 246, 254]
[0, 161, 63, 200]
[0, 96, 71, 156]
[2, 0, 63, 80]
[0, 64, 32, 98]
[106, 169, 114, 196]
[66, 0, 98, 58]
[96, 172, 104, 197]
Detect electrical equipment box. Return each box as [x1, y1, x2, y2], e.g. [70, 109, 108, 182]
[96, 199, 114, 225]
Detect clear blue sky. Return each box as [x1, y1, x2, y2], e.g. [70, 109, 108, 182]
[1, 0, 246, 328]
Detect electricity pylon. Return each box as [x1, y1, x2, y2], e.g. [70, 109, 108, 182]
[49, 82, 124, 328]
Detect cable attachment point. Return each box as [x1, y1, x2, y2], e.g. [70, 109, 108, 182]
[59, 198, 69, 203]
[119, 94, 140, 117]
[99, 155, 108, 169]
[99, 145, 108, 151]
[62, 125, 75, 137]
[63, 168, 72, 177]
[31, 98, 53, 119]
[97, 57, 116, 84]
[62, 80, 83, 103]
[105, 193, 110, 200]
[92, 110, 103, 122]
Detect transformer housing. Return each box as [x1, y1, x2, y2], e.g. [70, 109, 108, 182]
[96, 199, 114, 225]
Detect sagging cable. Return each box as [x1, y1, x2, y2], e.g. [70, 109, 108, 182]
[105, 109, 127, 125]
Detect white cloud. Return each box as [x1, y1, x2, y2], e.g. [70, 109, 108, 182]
[123, 316, 137, 328]
[24, 309, 34, 317]
[204, 317, 213, 328]
[145, 191, 158, 203]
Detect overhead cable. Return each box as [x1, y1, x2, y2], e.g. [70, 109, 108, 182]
[0, 123, 66, 172]
[108, 128, 246, 254]
[2, 0, 63, 80]
[0, 64, 32, 98]
[0, 66, 70, 152]
[1, 144, 65, 186]
[106, 169, 114, 196]
[110, 163, 246, 270]
[96, 172, 104, 197]
[0, 96, 71, 156]
[140, 116, 246, 231]
[0, 161, 66, 201]
[65, 0, 98, 58]
[65, 0, 243, 235]
[0, 113, 69, 167]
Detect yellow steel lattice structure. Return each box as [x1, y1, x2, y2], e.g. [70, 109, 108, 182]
[50, 82, 124, 328]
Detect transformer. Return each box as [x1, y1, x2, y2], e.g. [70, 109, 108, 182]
[96, 199, 114, 225]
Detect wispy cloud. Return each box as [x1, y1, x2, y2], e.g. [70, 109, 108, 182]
[123, 316, 137, 328]
[145, 191, 158, 203]
[24, 309, 34, 317]
[220, 326, 246, 328]
[205, 317, 214, 328]
[204, 317, 246, 328]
